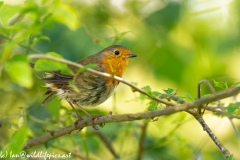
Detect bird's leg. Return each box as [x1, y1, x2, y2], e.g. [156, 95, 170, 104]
[67, 101, 83, 124]
[72, 101, 99, 130]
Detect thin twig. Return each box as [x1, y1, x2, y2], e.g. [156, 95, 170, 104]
[24, 86, 240, 151]
[93, 130, 119, 159]
[204, 106, 240, 119]
[0, 34, 42, 53]
[165, 94, 231, 158]
[198, 79, 240, 140]
[136, 123, 148, 160]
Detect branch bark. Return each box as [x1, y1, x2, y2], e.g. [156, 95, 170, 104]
[166, 94, 231, 158]
[24, 85, 240, 155]
[93, 130, 119, 159]
[136, 123, 148, 160]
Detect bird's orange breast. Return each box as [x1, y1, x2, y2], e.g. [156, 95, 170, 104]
[101, 57, 129, 87]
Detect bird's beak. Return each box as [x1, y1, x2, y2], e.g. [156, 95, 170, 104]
[126, 54, 137, 58]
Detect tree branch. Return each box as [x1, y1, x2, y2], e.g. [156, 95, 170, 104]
[166, 94, 231, 158]
[27, 54, 240, 158]
[198, 79, 240, 140]
[93, 129, 119, 159]
[24, 86, 240, 153]
[136, 123, 148, 160]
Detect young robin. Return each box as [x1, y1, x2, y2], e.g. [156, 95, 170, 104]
[31, 45, 136, 129]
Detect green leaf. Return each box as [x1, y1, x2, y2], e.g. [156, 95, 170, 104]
[18, 117, 25, 128]
[185, 92, 194, 101]
[143, 119, 151, 122]
[152, 91, 161, 97]
[0, 27, 9, 36]
[232, 82, 240, 87]
[139, 93, 147, 100]
[213, 79, 228, 89]
[117, 31, 131, 38]
[46, 98, 60, 118]
[227, 103, 240, 114]
[0, 1, 3, 9]
[32, 35, 50, 45]
[47, 52, 63, 58]
[76, 63, 97, 74]
[227, 154, 233, 160]
[7, 54, 28, 62]
[4, 54, 33, 88]
[130, 82, 138, 92]
[201, 94, 210, 98]
[34, 52, 72, 74]
[142, 86, 152, 95]
[163, 88, 174, 95]
[0, 4, 22, 26]
[5, 127, 28, 155]
[51, 3, 80, 30]
[21, 1, 39, 14]
[146, 100, 159, 111]
[44, 139, 55, 149]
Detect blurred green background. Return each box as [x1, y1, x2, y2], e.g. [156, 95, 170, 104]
[0, 0, 240, 159]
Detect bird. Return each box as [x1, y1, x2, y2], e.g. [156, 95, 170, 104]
[31, 45, 136, 129]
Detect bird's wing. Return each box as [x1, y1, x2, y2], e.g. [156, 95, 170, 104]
[30, 63, 74, 104]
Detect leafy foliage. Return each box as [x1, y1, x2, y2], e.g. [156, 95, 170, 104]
[0, 0, 239, 160]
[34, 52, 72, 73]
[226, 103, 240, 115]
[4, 54, 32, 88]
[214, 79, 228, 89]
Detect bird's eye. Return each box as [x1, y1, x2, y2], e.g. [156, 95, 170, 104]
[114, 50, 120, 55]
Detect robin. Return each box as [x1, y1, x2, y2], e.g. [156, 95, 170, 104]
[31, 45, 136, 129]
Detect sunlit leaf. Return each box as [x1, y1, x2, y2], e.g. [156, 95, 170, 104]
[34, 52, 72, 74]
[51, 3, 80, 30]
[18, 117, 25, 128]
[32, 35, 50, 45]
[142, 86, 152, 95]
[227, 154, 233, 160]
[0, 1, 3, 9]
[163, 88, 174, 95]
[0, 27, 9, 36]
[146, 100, 159, 111]
[213, 79, 228, 89]
[185, 92, 194, 101]
[21, 1, 39, 14]
[0, 4, 22, 26]
[139, 93, 147, 100]
[152, 91, 161, 97]
[232, 82, 240, 87]
[143, 119, 151, 122]
[226, 103, 240, 114]
[107, 25, 118, 34]
[130, 82, 138, 92]
[201, 94, 210, 98]
[4, 54, 33, 88]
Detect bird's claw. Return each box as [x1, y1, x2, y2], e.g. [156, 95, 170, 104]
[90, 115, 104, 130]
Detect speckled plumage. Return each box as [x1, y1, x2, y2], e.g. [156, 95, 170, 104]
[38, 45, 136, 107]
